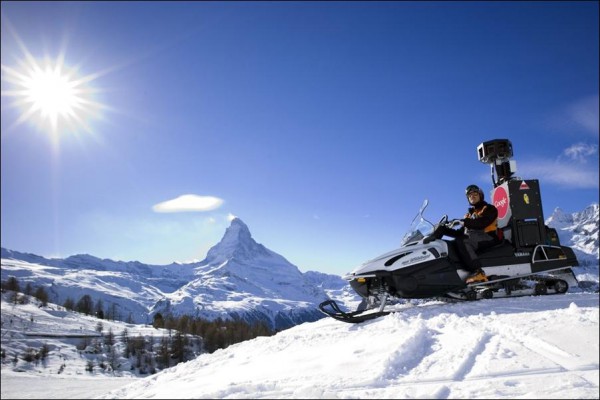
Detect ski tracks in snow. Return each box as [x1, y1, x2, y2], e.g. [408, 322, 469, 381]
[358, 298, 599, 399]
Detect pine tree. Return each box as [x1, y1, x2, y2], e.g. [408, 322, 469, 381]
[24, 282, 33, 296]
[94, 298, 104, 319]
[171, 331, 187, 363]
[121, 328, 130, 358]
[39, 343, 50, 360]
[156, 335, 170, 369]
[76, 294, 93, 315]
[152, 312, 165, 329]
[107, 343, 119, 371]
[104, 328, 115, 347]
[4, 276, 20, 292]
[63, 297, 75, 311]
[34, 286, 49, 306]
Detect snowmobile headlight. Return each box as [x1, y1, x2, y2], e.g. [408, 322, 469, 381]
[356, 277, 366, 283]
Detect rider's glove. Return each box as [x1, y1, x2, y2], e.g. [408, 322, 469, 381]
[449, 219, 463, 228]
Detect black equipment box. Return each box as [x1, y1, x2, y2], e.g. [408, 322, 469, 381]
[491, 179, 547, 250]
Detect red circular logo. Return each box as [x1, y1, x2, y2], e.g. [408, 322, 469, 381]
[493, 186, 509, 219]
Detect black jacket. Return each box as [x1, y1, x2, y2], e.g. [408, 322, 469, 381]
[462, 200, 498, 232]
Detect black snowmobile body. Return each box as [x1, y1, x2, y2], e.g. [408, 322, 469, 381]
[348, 232, 576, 301]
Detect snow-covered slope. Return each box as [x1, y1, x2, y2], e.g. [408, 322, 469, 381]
[99, 293, 599, 399]
[0, 249, 195, 323]
[2, 287, 598, 399]
[0, 292, 178, 378]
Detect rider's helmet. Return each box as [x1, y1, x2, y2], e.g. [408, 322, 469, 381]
[465, 184, 484, 201]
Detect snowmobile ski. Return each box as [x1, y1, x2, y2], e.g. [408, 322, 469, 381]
[318, 299, 392, 323]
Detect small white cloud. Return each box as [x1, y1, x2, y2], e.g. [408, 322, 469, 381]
[227, 213, 237, 222]
[153, 195, 224, 213]
[561, 143, 598, 163]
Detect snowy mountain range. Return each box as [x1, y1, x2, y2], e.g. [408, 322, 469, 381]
[545, 204, 599, 263]
[0, 218, 349, 331]
[544, 203, 599, 287]
[1, 204, 598, 331]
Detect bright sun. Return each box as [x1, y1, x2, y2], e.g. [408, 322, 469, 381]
[26, 64, 80, 127]
[2, 54, 104, 137]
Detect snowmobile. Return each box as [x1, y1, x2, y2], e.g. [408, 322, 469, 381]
[320, 139, 580, 323]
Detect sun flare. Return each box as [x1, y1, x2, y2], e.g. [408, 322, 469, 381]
[2, 54, 104, 137]
[26, 64, 79, 125]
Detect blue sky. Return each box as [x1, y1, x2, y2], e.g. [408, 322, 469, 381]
[1, 1, 598, 275]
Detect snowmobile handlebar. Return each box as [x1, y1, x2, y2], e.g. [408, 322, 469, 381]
[437, 215, 462, 228]
[423, 216, 462, 244]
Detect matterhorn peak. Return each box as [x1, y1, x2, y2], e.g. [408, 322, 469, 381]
[204, 217, 270, 264]
[545, 206, 573, 228]
[221, 218, 253, 243]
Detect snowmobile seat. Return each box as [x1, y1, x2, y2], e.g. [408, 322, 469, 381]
[476, 226, 512, 255]
[477, 240, 514, 259]
[476, 233, 502, 251]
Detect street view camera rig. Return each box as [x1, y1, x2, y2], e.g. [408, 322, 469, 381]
[477, 139, 517, 187]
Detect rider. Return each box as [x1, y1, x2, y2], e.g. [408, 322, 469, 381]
[441, 184, 499, 284]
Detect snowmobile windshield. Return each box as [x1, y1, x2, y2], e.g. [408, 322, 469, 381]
[399, 200, 435, 246]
